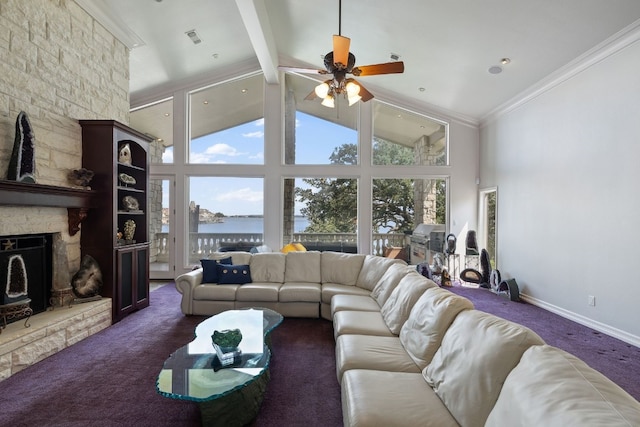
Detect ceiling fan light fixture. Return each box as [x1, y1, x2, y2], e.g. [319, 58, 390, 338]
[321, 94, 335, 108]
[315, 82, 330, 98]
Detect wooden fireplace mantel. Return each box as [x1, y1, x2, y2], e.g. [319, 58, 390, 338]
[0, 180, 95, 236]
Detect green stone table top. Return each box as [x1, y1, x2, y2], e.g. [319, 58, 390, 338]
[156, 307, 283, 402]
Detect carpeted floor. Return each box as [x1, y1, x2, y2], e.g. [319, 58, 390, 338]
[0, 282, 638, 427]
[448, 283, 640, 400]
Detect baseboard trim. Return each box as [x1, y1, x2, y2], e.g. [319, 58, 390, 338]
[520, 293, 640, 348]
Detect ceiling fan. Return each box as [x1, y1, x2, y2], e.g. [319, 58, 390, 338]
[278, 0, 404, 108]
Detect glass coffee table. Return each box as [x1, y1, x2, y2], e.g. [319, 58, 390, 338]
[156, 307, 283, 426]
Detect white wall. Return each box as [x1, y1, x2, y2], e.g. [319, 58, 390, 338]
[480, 37, 640, 344]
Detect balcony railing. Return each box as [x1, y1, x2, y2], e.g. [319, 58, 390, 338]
[151, 232, 408, 263]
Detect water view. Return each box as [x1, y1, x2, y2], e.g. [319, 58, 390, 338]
[162, 216, 310, 233]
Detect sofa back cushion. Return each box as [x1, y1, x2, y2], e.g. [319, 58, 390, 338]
[209, 251, 252, 266]
[486, 344, 640, 426]
[371, 263, 414, 306]
[399, 287, 473, 369]
[380, 272, 436, 334]
[284, 251, 321, 283]
[249, 252, 286, 283]
[321, 252, 366, 286]
[424, 309, 544, 427]
[355, 256, 406, 291]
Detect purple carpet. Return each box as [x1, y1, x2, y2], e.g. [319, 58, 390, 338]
[447, 283, 640, 400]
[0, 284, 341, 427]
[0, 282, 637, 427]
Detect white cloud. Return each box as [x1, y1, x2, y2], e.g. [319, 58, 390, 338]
[254, 118, 264, 126]
[216, 187, 263, 203]
[162, 149, 173, 163]
[242, 131, 264, 138]
[204, 143, 244, 156]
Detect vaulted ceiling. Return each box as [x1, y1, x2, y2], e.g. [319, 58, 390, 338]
[77, 0, 640, 123]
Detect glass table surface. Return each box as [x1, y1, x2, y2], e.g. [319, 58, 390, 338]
[156, 307, 283, 402]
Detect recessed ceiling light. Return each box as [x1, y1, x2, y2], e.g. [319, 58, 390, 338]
[501, 58, 511, 65]
[203, 100, 209, 105]
[164, 113, 170, 117]
[418, 87, 426, 92]
[157, 138, 164, 142]
[212, 53, 219, 59]
[241, 89, 248, 93]
[488, 66, 503, 74]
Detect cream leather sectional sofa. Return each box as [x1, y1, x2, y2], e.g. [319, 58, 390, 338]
[175, 251, 640, 426]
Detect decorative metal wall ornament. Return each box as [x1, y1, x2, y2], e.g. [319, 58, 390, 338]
[7, 111, 36, 183]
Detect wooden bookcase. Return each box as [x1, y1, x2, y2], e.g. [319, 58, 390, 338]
[79, 120, 151, 322]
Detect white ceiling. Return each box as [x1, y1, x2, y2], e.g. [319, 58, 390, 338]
[77, 0, 640, 123]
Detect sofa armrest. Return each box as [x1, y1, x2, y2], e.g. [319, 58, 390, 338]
[175, 268, 204, 315]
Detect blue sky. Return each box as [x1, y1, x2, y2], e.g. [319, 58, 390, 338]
[160, 112, 357, 216]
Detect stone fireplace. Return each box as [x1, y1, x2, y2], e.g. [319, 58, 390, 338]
[0, 184, 112, 381]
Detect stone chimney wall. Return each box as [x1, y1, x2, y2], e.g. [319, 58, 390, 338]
[0, 0, 130, 271]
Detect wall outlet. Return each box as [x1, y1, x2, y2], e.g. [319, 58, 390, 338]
[588, 295, 596, 306]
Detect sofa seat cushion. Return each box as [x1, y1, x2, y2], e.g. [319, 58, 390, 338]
[249, 252, 286, 283]
[331, 295, 380, 318]
[370, 263, 415, 306]
[355, 255, 406, 291]
[235, 282, 281, 302]
[321, 252, 366, 286]
[333, 311, 394, 338]
[279, 282, 321, 302]
[335, 335, 419, 383]
[193, 284, 239, 301]
[380, 272, 436, 334]
[284, 251, 321, 283]
[322, 283, 370, 304]
[341, 370, 459, 427]
[486, 344, 640, 427]
[399, 287, 474, 369]
[424, 310, 544, 427]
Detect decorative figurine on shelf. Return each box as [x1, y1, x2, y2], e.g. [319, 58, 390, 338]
[118, 172, 136, 187]
[123, 219, 136, 242]
[7, 111, 36, 183]
[122, 195, 140, 212]
[118, 143, 132, 165]
[67, 168, 94, 188]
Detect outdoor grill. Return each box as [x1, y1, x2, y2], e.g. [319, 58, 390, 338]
[410, 224, 445, 265]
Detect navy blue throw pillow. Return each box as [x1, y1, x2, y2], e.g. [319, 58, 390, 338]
[216, 264, 252, 285]
[200, 257, 232, 283]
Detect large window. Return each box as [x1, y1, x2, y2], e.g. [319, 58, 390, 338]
[188, 177, 264, 263]
[373, 101, 448, 166]
[189, 74, 264, 164]
[130, 98, 174, 164]
[284, 73, 358, 165]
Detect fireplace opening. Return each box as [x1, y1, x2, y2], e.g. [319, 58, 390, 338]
[1, 234, 52, 323]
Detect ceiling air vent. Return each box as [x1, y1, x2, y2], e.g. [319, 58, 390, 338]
[185, 29, 202, 44]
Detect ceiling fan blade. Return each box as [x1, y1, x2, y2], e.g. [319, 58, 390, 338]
[352, 61, 404, 76]
[304, 89, 318, 101]
[278, 65, 328, 75]
[356, 81, 375, 102]
[333, 35, 350, 69]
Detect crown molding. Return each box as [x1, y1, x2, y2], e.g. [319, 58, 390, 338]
[480, 19, 640, 127]
[74, 0, 145, 49]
